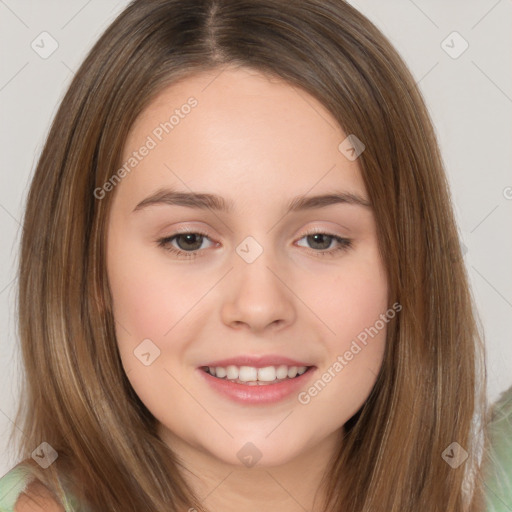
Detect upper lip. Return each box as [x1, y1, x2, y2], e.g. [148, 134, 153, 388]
[200, 355, 315, 369]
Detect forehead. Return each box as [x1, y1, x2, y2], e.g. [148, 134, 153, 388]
[116, 66, 367, 210]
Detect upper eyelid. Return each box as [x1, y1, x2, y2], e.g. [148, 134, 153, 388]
[166, 220, 351, 236]
[162, 228, 350, 248]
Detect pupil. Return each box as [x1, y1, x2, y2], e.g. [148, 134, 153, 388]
[308, 234, 331, 250]
[178, 233, 202, 251]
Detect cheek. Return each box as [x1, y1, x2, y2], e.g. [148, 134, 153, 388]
[316, 251, 388, 342]
[110, 267, 186, 339]
[107, 232, 203, 340]
[107, 235, 219, 396]
[107, 245, 200, 415]
[107, 232, 176, 370]
[307, 253, 388, 407]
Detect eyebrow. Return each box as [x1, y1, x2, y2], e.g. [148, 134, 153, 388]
[132, 187, 372, 214]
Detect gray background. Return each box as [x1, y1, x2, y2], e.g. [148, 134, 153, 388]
[1, 0, 511, 474]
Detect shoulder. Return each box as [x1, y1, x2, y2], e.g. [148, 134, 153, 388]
[15, 480, 64, 512]
[0, 464, 32, 512]
[484, 386, 512, 511]
[487, 385, 512, 464]
[0, 464, 64, 512]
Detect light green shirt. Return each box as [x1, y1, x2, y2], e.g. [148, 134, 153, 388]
[0, 464, 80, 511]
[484, 386, 512, 511]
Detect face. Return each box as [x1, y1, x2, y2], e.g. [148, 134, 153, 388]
[106, 66, 389, 470]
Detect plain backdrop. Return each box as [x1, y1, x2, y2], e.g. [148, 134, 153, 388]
[0, 0, 511, 474]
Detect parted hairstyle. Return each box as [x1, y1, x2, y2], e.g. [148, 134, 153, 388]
[10, 0, 490, 510]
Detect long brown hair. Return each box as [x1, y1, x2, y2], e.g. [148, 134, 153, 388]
[11, 0, 489, 510]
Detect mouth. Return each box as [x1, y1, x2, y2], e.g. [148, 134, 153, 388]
[198, 362, 317, 405]
[199, 364, 316, 386]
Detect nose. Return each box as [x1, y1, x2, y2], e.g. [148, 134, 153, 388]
[220, 252, 297, 334]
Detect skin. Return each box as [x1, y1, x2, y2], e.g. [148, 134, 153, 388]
[15, 481, 65, 512]
[106, 66, 388, 512]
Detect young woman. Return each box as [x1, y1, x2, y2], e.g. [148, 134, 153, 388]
[1, 0, 509, 510]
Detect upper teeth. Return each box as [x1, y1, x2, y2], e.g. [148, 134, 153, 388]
[206, 365, 308, 381]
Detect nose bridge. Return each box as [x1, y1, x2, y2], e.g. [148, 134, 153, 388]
[235, 233, 270, 265]
[220, 233, 296, 331]
[234, 233, 283, 299]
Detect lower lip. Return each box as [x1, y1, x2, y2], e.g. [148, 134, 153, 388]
[197, 367, 317, 405]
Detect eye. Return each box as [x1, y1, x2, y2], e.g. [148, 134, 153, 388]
[157, 229, 215, 259]
[156, 228, 352, 260]
[295, 229, 352, 257]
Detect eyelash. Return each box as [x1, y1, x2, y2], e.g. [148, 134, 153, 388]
[156, 228, 353, 260]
